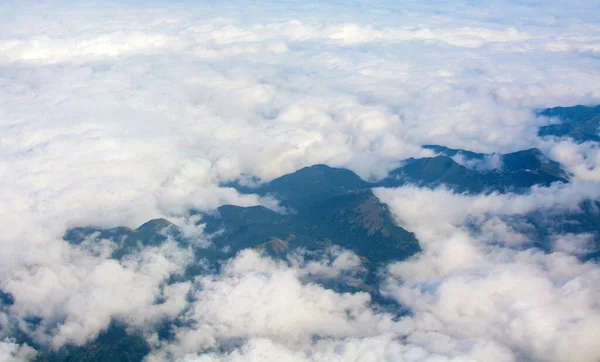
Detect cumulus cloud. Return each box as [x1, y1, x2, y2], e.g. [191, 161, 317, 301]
[144, 249, 400, 360]
[176, 336, 496, 362]
[0, 0, 600, 361]
[0, 339, 36, 362]
[148, 249, 518, 362]
[374, 184, 600, 362]
[3, 239, 193, 348]
[545, 140, 600, 181]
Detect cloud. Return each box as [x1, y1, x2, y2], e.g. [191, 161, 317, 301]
[176, 336, 509, 362]
[374, 184, 600, 362]
[0, 233, 193, 350]
[147, 249, 403, 360]
[0, 0, 599, 360]
[551, 232, 595, 255]
[544, 140, 600, 181]
[0, 339, 36, 362]
[148, 249, 519, 362]
[0, 32, 184, 65]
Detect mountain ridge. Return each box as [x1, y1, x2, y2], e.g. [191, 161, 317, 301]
[20, 104, 600, 362]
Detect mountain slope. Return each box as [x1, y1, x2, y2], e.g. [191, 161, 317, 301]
[378, 152, 568, 193]
[538, 105, 600, 142]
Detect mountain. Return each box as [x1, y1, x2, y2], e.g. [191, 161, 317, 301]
[227, 164, 373, 207]
[502, 148, 567, 179]
[204, 190, 419, 265]
[230, 147, 569, 197]
[65, 218, 183, 259]
[64, 164, 421, 286]
[421, 145, 487, 160]
[378, 147, 569, 193]
[21, 138, 600, 361]
[527, 199, 600, 258]
[423, 145, 568, 179]
[538, 105, 600, 142]
[215, 165, 422, 268]
[378, 155, 489, 192]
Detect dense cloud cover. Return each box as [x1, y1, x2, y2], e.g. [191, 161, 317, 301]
[1, 0, 600, 361]
[376, 185, 600, 362]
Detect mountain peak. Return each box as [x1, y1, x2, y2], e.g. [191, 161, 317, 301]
[244, 164, 372, 203]
[538, 105, 600, 142]
[136, 218, 174, 233]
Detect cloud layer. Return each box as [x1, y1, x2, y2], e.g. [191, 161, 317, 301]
[1, 0, 600, 361]
[375, 184, 600, 362]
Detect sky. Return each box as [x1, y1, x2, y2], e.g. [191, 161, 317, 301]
[1, 0, 600, 361]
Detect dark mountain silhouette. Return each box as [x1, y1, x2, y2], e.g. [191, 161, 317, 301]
[377, 147, 568, 193]
[538, 105, 600, 142]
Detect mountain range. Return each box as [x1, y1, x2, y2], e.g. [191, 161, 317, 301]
[9, 104, 600, 361]
[538, 104, 600, 142]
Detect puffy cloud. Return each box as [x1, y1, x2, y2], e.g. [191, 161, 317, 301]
[3, 239, 193, 348]
[374, 184, 600, 362]
[0, 0, 599, 360]
[0, 339, 37, 362]
[450, 153, 504, 172]
[551, 233, 595, 255]
[147, 249, 404, 360]
[176, 336, 505, 362]
[149, 249, 519, 362]
[0, 32, 184, 65]
[545, 140, 600, 181]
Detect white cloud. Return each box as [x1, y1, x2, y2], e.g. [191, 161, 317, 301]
[0, 32, 184, 65]
[176, 336, 506, 362]
[0, 339, 37, 362]
[3, 239, 193, 348]
[545, 140, 600, 181]
[0, 0, 599, 360]
[149, 249, 519, 362]
[450, 153, 504, 172]
[374, 184, 600, 362]
[551, 233, 595, 255]
[148, 249, 403, 359]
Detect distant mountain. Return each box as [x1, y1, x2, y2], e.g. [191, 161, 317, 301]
[423, 145, 568, 177]
[230, 148, 569, 197]
[421, 145, 487, 161]
[379, 155, 489, 192]
[227, 164, 373, 206]
[502, 148, 567, 178]
[64, 164, 421, 288]
[538, 105, 600, 142]
[65, 218, 183, 259]
[527, 199, 600, 257]
[63, 147, 575, 273]
[378, 147, 569, 193]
